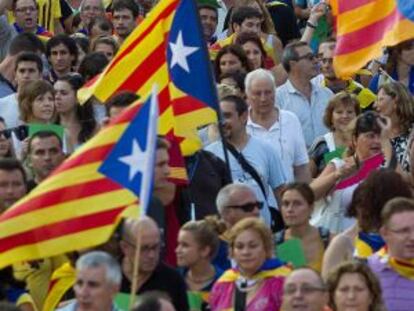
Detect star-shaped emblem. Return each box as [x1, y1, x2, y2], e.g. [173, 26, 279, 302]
[119, 139, 147, 181]
[169, 31, 199, 72]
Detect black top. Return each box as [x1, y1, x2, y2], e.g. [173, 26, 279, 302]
[120, 262, 189, 311]
[178, 150, 231, 223]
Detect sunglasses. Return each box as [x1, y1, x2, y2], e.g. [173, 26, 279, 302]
[0, 125, 28, 141]
[226, 201, 263, 213]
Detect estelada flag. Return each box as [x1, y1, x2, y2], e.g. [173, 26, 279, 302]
[79, 0, 219, 157]
[330, 0, 414, 78]
[0, 91, 158, 269]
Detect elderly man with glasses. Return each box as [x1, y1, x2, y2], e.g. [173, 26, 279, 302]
[120, 217, 189, 311]
[282, 267, 328, 311]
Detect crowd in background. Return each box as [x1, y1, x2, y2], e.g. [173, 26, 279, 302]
[0, 0, 414, 310]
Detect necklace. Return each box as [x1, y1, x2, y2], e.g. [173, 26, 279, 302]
[187, 270, 215, 284]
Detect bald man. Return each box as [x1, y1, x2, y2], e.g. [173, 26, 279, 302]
[120, 217, 189, 311]
[282, 268, 328, 311]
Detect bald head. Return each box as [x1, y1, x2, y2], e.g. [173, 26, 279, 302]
[121, 217, 161, 275]
[123, 217, 159, 242]
[282, 268, 328, 311]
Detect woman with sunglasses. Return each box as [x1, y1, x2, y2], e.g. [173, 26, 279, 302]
[54, 74, 99, 153]
[210, 217, 290, 311]
[0, 117, 14, 158]
[374, 81, 414, 172]
[310, 111, 395, 234]
[277, 182, 332, 273]
[309, 92, 360, 177]
[176, 218, 224, 311]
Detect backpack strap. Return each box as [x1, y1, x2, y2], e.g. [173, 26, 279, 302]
[318, 227, 330, 249]
[275, 229, 286, 245]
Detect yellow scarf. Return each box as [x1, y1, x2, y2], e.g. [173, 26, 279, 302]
[42, 263, 75, 311]
[378, 248, 414, 280]
[354, 232, 385, 259]
[217, 259, 291, 284]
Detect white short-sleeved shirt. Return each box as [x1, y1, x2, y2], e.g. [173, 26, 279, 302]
[246, 109, 309, 182]
[0, 93, 19, 128]
[205, 136, 287, 226]
[276, 79, 333, 147]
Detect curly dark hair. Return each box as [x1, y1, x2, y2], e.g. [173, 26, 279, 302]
[347, 169, 412, 232]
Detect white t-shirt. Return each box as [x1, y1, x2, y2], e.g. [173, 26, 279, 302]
[0, 93, 20, 128]
[246, 109, 309, 182]
[205, 135, 287, 226]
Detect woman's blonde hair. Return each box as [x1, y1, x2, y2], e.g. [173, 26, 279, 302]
[18, 80, 55, 123]
[228, 217, 273, 258]
[180, 216, 226, 260]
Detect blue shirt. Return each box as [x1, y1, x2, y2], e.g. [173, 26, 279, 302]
[369, 66, 414, 95]
[276, 79, 333, 147]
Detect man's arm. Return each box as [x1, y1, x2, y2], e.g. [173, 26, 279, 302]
[293, 163, 312, 183]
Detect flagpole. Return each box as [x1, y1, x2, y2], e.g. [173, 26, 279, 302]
[128, 87, 159, 310]
[129, 224, 143, 310]
[218, 118, 233, 183]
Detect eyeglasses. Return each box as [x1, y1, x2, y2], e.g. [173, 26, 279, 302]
[320, 57, 333, 64]
[283, 284, 326, 296]
[226, 201, 263, 213]
[15, 6, 37, 13]
[249, 89, 273, 99]
[122, 239, 162, 254]
[0, 125, 28, 141]
[388, 225, 414, 237]
[295, 53, 316, 62]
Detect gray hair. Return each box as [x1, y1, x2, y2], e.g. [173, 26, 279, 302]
[245, 69, 275, 96]
[216, 183, 257, 215]
[80, 0, 105, 12]
[76, 251, 122, 285]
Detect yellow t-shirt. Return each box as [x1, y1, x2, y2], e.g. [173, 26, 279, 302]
[13, 255, 68, 310]
[8, 0, 61, 33]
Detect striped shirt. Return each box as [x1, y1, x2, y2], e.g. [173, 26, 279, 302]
[368, 254, 414, 311]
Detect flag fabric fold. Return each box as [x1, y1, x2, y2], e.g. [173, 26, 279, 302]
[0, 91, 158, 269]
[78, 0, 219, 157]
[330, 0, 414, 78]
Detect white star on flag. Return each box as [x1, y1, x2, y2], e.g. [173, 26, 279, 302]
[169, 31, 199, 72]
[119, 139, 147, 181]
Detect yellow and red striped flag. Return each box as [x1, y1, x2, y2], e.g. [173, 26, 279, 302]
[330, 0, 414, 78]
[78, 0, 219, 158]
[0, 90, 160, 269]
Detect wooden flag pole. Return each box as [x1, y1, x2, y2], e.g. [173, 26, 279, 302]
[129, 223, 143, 310]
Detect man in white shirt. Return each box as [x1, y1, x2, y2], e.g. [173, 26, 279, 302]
[205, 94, 286, 226]
[245, 68, 311, 182]
[0, 51, 43, 128]
[276, 41, 333, 147]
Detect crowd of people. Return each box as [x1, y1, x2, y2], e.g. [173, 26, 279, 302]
[0, 0, 414, 310]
